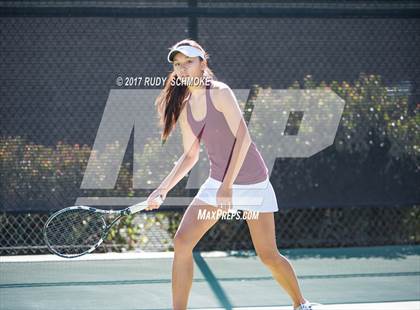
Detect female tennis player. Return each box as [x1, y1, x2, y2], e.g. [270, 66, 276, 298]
[146, 39, 320, 310]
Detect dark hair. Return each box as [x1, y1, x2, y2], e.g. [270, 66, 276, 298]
[155, 39, 216, 145]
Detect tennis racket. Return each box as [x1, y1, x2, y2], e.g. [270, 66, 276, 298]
[43, 195, 164, 259]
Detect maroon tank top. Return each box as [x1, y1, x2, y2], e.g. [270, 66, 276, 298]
[186, 80, 269, 185]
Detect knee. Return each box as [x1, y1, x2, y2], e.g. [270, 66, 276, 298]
[258, 250, 282, 267]
[173, 232, 194, 254]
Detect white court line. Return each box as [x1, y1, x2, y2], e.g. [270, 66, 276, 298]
[196, 301, 419, 310]
[0, 251, 234, 263]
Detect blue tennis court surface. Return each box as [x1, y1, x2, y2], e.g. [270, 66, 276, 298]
[1, 245, 419, 309]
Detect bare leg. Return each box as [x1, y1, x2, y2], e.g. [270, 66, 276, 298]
[172, 199, 222, 310]
[246, 211, 307, 309]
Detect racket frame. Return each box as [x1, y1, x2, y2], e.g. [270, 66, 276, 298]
[43, 195, 163, 258]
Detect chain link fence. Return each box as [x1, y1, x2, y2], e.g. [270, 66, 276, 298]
[2, 205, 418, 255]
[1, 1, 419, 255]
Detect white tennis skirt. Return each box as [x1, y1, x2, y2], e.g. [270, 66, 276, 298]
[193, 176, 279, 213]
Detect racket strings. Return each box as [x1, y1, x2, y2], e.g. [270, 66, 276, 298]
[45, 209, 106, 256]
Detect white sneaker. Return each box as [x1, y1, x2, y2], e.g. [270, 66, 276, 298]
[294, 300, 324, 310]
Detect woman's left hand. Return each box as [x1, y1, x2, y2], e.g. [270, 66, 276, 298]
[216, 183, 233, 212]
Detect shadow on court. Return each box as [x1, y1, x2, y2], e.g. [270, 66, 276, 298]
[1, 245, 419, 309]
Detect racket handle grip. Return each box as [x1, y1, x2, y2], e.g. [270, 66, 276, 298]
[127, 194, 164, 214]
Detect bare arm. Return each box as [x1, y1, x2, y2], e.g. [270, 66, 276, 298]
[157, 108, 201, 194]
[158, 152, 197, 194]
[213, 86, 252, 187]
[223, 120, 251, 187]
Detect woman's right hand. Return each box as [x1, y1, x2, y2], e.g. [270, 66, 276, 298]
[144, 188, 167, 211]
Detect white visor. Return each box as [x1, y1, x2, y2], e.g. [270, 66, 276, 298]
[167, 45, 205, 63]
